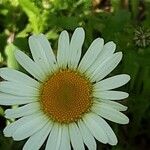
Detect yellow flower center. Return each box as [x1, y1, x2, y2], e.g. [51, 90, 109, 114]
[40, 69, 93, 124]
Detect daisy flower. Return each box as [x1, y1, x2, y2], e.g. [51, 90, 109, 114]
[0, 27, 130, 150]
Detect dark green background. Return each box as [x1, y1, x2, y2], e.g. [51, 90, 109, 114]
[0, 0, 150, 150]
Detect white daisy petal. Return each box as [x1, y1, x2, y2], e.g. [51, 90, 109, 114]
[91, 114, 118, 145]
[15, 49, 45, 81]
[0, 93, 37, 105]
[93, 90, 129, 100]
[86, 41, 116, 76]
[29, 36, 50, 74]
[97, 99, 128, 111]
[78, 120, 96, 150]
[0, 81, 39, 97]
[69, 123, 85, 150]
[36, 34, 58, 72]
[102, 41, 116, 55]
[92, 103, 129, 124]
[29, 35, 56, 75]
[94, 74, 130, 91]
[57, 30, 70, 68]
[5, 102, 40, 119]
[69, 27, 85, 69]
[37, 34, 56, 66]
[83, 113, 108, 144]
[78, 38, 104, 73]
[0, 68, 40, 88]
[3, 122, 16, 137]
[3, 112, 44, 137]
[23, 121, 53, 150]
[59, 125, 71, 150]
[12, 113, 48, 140]
[90, 52, 122, 82]
[46, 123, 62, 150]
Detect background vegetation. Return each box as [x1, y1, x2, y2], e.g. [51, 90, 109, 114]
[0, 0, 150, 150]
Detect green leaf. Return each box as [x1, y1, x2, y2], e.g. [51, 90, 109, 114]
[0, 107, 4, 116]
[18, 0, 43, 33]
[5, 43, 19, 69]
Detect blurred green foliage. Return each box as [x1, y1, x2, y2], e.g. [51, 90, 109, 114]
[0, 0, 150, 150]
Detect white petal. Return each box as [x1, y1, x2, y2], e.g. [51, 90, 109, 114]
[83, 113, 108, 144]
[3, 122, 15, 137]
[0, 81, 39, 97]
[46, 123, 62, 150]
[94, 74, 130, 91]
[93, 90, 129, 100]
[69, 123, 85, 150]
[59, 125, 71, 150]
[57, 30, 70, 68]
[86, 41, 116, 76]
[0, 68, 40, 88]
[5, 102, 40, 119]
[78, 120, 96, 150]
[91, 114, 118, 145]
[3, 112, 44, 137]
[90, 52, 122, 82]
[23, 121, 53, 150]
[36, 34, 56, 67]
[96, 99, 128, 111]
[78, 38, 104, 73]
[0, 93, 38, 105]
[12, 112, 48, 140]
[69, 27, 85, 69]
[15, 49, 46, 82]
[29, 35, 56, 75]
[92, 103, 129, 124]
[102, 41, 116, 54]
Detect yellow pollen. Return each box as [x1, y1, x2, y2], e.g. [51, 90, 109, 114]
[40, 69, 93, 124]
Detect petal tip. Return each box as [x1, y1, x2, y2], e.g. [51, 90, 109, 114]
[75, 27, 85, 35]
[126, 75, 131, 82]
